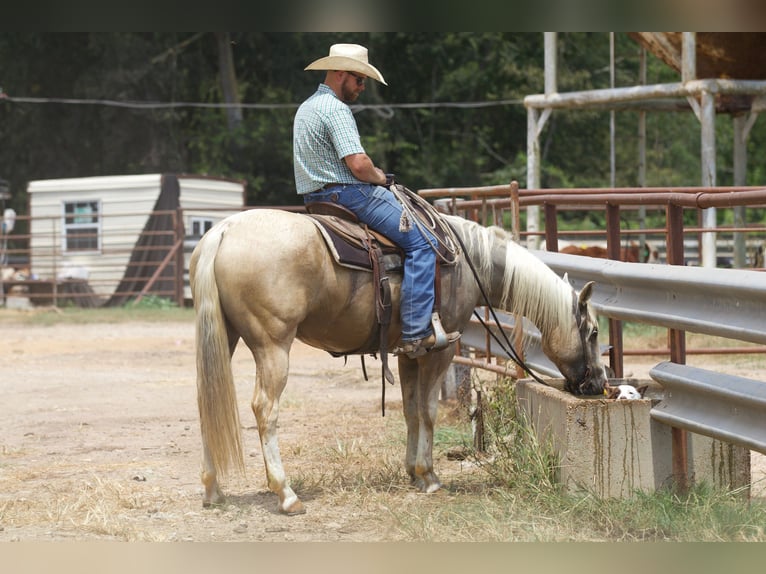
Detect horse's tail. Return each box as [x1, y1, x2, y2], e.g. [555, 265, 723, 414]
[190, 222, 245, 478]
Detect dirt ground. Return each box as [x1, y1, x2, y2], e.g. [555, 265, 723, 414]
[1, 315, 764, 541]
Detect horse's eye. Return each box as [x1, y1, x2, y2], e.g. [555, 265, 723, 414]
[591, 328, 598, 338]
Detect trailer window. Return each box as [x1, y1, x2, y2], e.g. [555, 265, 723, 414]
[63, 201, 100, 251]
[190, 217, 214, 237]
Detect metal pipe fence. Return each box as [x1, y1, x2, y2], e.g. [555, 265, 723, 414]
[421, 182, 766, 487]
[1, 209, 186, 308]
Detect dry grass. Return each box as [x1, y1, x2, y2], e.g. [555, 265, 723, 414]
[3, 311, 766, 542]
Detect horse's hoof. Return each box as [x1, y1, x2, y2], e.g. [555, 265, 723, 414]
[202, 497, 225, 509]
[202, 490, 225, 508]
[425, 482, 443, 494]
[281, 499, 306, 516]
[410, 476, 427, 492]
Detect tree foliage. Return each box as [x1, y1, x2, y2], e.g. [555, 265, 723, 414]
[2, 32, 765, 215]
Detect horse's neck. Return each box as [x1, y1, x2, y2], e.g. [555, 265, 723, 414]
[453, 218, 572, 336]
[500, 241, 573, 336]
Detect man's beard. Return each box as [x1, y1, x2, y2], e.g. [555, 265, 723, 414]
[341, 85, 359, 104]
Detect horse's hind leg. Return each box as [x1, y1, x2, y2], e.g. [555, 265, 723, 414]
[200, 329, 240, 507]
[251, 343, 306, 515]
[201, 443, 225, 506]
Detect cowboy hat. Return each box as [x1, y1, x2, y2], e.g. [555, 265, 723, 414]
[304, 43, 387, 85]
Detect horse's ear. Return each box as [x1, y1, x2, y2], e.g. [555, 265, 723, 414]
[563, 272, 570, 285]
[578, 281, 595, 305]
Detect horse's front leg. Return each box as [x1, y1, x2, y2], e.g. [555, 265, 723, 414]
[251, 344, 305, 515]
[397, 350, 453, 493]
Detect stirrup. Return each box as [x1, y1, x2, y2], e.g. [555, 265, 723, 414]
[429, 312, 450, 349]
[392, 313, 461, 359]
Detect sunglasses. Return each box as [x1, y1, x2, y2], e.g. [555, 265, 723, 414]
[347, 71, 366, 86]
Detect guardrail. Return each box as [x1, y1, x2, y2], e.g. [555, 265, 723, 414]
[534, 249, 766, 344]
[650, 361, 766, 455]
[535, 250, 766, 454]
[423, 182, 766, 490]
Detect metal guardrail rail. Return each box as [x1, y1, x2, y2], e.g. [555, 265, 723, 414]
[459, 249, 766, 462]
[532, 250, 766, 345]
[650, 361, 766, 455]
[460, 311, 565, 378]
[422, 181, 766, 488]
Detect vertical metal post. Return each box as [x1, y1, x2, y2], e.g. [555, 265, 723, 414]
[638, 47, 647, 247]
[681, 33, 696, 83]
[526, 33, 557, 251]
[605, 203, 623, 378]
[544, 204, 559, 253]
[509, 181, 520, 242]
[733, 114, 748, 268]
[609, 32, 616, 188]
[700, 89, 717, 268]
[526, 106, 541, 250]
[174, 207, 186, 306]
[666, 202, 689, 492]
[510, 180, 524, 379]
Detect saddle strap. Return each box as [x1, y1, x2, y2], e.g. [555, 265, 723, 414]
[433, 258, 442, 312]
[370, 242, 396, 416]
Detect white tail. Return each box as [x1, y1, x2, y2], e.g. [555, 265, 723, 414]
[191, 223, 244, 478]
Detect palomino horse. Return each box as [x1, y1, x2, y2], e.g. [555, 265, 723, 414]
[190, 209, 608, 514]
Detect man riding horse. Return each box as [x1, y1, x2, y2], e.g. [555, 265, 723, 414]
[293, 43, 460, 358]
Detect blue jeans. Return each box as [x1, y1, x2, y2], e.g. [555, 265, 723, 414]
[304, 184, 436, 342]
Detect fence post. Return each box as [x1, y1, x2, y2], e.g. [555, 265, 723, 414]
[605, 203, 624, 378]
[666, 201, 689, 493]
[174, 207, 185, 306]
[510, 181, 524, 380]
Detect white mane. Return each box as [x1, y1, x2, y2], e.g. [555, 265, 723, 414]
[445, 215, 574, 334]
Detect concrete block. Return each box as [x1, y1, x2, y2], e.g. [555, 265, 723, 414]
[516, 379, 751, 498]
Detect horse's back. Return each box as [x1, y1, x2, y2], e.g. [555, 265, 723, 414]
[195, 208, 368, 346]
[205, 209, 323, 266]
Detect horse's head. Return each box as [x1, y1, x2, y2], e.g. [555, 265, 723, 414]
[542, 281, 608, 396]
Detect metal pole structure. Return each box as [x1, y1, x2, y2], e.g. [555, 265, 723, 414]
[700, 88, 718, 268]
[637, 47, 647, 248]
[666, 202, 689, 493]
[605, 203, 624, 378]
[526, 105, 541, 250]
[681, 32, 717, 269]
[610, 33, 616, 188]
[682, 33, 696, 83]
[526, 32, 558, 250]
[732, 114, 748, 268]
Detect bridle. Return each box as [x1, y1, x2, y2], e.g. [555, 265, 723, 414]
[565, 289, 600, 395]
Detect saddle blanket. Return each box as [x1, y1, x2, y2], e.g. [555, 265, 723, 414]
[307, 214, 403, 273]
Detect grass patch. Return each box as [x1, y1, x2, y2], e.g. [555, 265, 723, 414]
[0, 304, 194, 326]
[380, 376, 766, 541]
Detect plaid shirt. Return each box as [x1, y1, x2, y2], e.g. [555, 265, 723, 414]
[293, 84, 365, 195]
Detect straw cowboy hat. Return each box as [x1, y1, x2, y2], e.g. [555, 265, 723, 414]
[305, 43, 387, 85]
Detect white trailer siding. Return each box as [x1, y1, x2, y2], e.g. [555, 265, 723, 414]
[177, 175, 245, 300]
[27, 174, 245, 303]
[28, 174, 165, 299]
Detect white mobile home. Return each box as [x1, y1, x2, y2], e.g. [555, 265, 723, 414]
[27, 173, 245, 305]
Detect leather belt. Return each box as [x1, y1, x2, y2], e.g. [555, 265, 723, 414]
[322, 182, 346, 190]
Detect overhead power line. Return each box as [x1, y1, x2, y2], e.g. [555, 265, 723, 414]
[1, 95, 523, 111]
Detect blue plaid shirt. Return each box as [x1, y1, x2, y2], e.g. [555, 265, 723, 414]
[293, 84, 366, 195]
